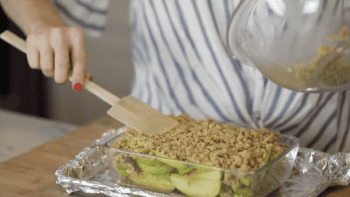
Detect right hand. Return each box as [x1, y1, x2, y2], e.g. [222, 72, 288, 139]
[26, 26, 92, 91]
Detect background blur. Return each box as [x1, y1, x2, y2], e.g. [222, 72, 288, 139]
[0, 0, 133, 126]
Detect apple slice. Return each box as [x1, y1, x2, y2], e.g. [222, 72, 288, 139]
[115, 163, 128, 177]
[170, 170, 222, 197]
[177, 165, 195, 175]
[192, 162, 215, 171]
[129, 172, 175, 193]
[136, 157, 174, 175]
[152, 150, 189, 170]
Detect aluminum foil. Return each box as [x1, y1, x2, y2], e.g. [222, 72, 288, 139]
[55, 128, 350, 197]
[279, 148, 350, 196]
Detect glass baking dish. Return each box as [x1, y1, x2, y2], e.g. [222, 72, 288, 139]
[105, 131, 300, 197]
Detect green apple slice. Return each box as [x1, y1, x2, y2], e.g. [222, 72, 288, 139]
[136, 157, 174, 175]
[235, 188, 253, 197]
[125, 141, 132, 147]
[188, 170, 222, 181]
[170, 170, 222, 197]
[151, 150, 189, 170]
[177, 165, 195, 175]
[192, 162, 215, 171]
[129, 172, 175, 193]
[115, 163, 128, 177]
[239, 177, 251, 186]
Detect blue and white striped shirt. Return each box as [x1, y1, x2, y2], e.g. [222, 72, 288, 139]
[51, 0, 109, 37]
[53, 0, 350, 154]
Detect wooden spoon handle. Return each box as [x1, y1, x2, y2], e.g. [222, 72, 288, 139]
[0, 30, 119, 106]
[0, 30, 27, 53]
[69, 76, 119, 106]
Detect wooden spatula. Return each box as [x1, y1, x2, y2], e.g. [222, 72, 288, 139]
[0, 30, 178, 135]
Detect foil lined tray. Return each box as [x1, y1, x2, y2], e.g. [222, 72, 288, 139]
[55, 128, 350, 197]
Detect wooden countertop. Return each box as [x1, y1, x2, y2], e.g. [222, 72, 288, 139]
[0, 116, 123, 197]
[0, 115, 349, 197]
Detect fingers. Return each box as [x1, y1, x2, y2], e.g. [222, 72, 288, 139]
[40, 41, 54, 77]
[26, 35, 40, 70]
[25, 27, 90, 91]
[51, 28, 70, 84]
[85, 70, 93, 82]
[68, 28, 88, 91]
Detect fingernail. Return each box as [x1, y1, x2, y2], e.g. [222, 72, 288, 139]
[89, 76, 93, 81]
[74, 83, 82, 91]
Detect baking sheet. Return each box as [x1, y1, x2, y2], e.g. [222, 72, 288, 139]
[55, 128, 350, 197]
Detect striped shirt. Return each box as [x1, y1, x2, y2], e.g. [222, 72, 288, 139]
[51, 0, 110, 37]
[53, 0, 350, 154]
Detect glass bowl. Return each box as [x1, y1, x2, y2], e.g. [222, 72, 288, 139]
[227, 0, 350, 92]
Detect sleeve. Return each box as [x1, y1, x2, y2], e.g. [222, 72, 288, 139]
[50, 0, 110, 38]
[345, 0, 350, 27]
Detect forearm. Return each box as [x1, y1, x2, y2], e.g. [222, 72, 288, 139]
[0, 0, 66, 35]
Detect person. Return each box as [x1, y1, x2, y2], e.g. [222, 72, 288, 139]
[1, 0, 349, 154]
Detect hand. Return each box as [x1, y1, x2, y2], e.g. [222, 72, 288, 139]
[26, 26, 92, 91]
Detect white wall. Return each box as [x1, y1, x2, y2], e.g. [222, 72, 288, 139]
[49, 0, 134, 125]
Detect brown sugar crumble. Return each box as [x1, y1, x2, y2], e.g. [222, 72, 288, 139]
[294, 26, 350, 88]
[111, 114, 288, 171]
